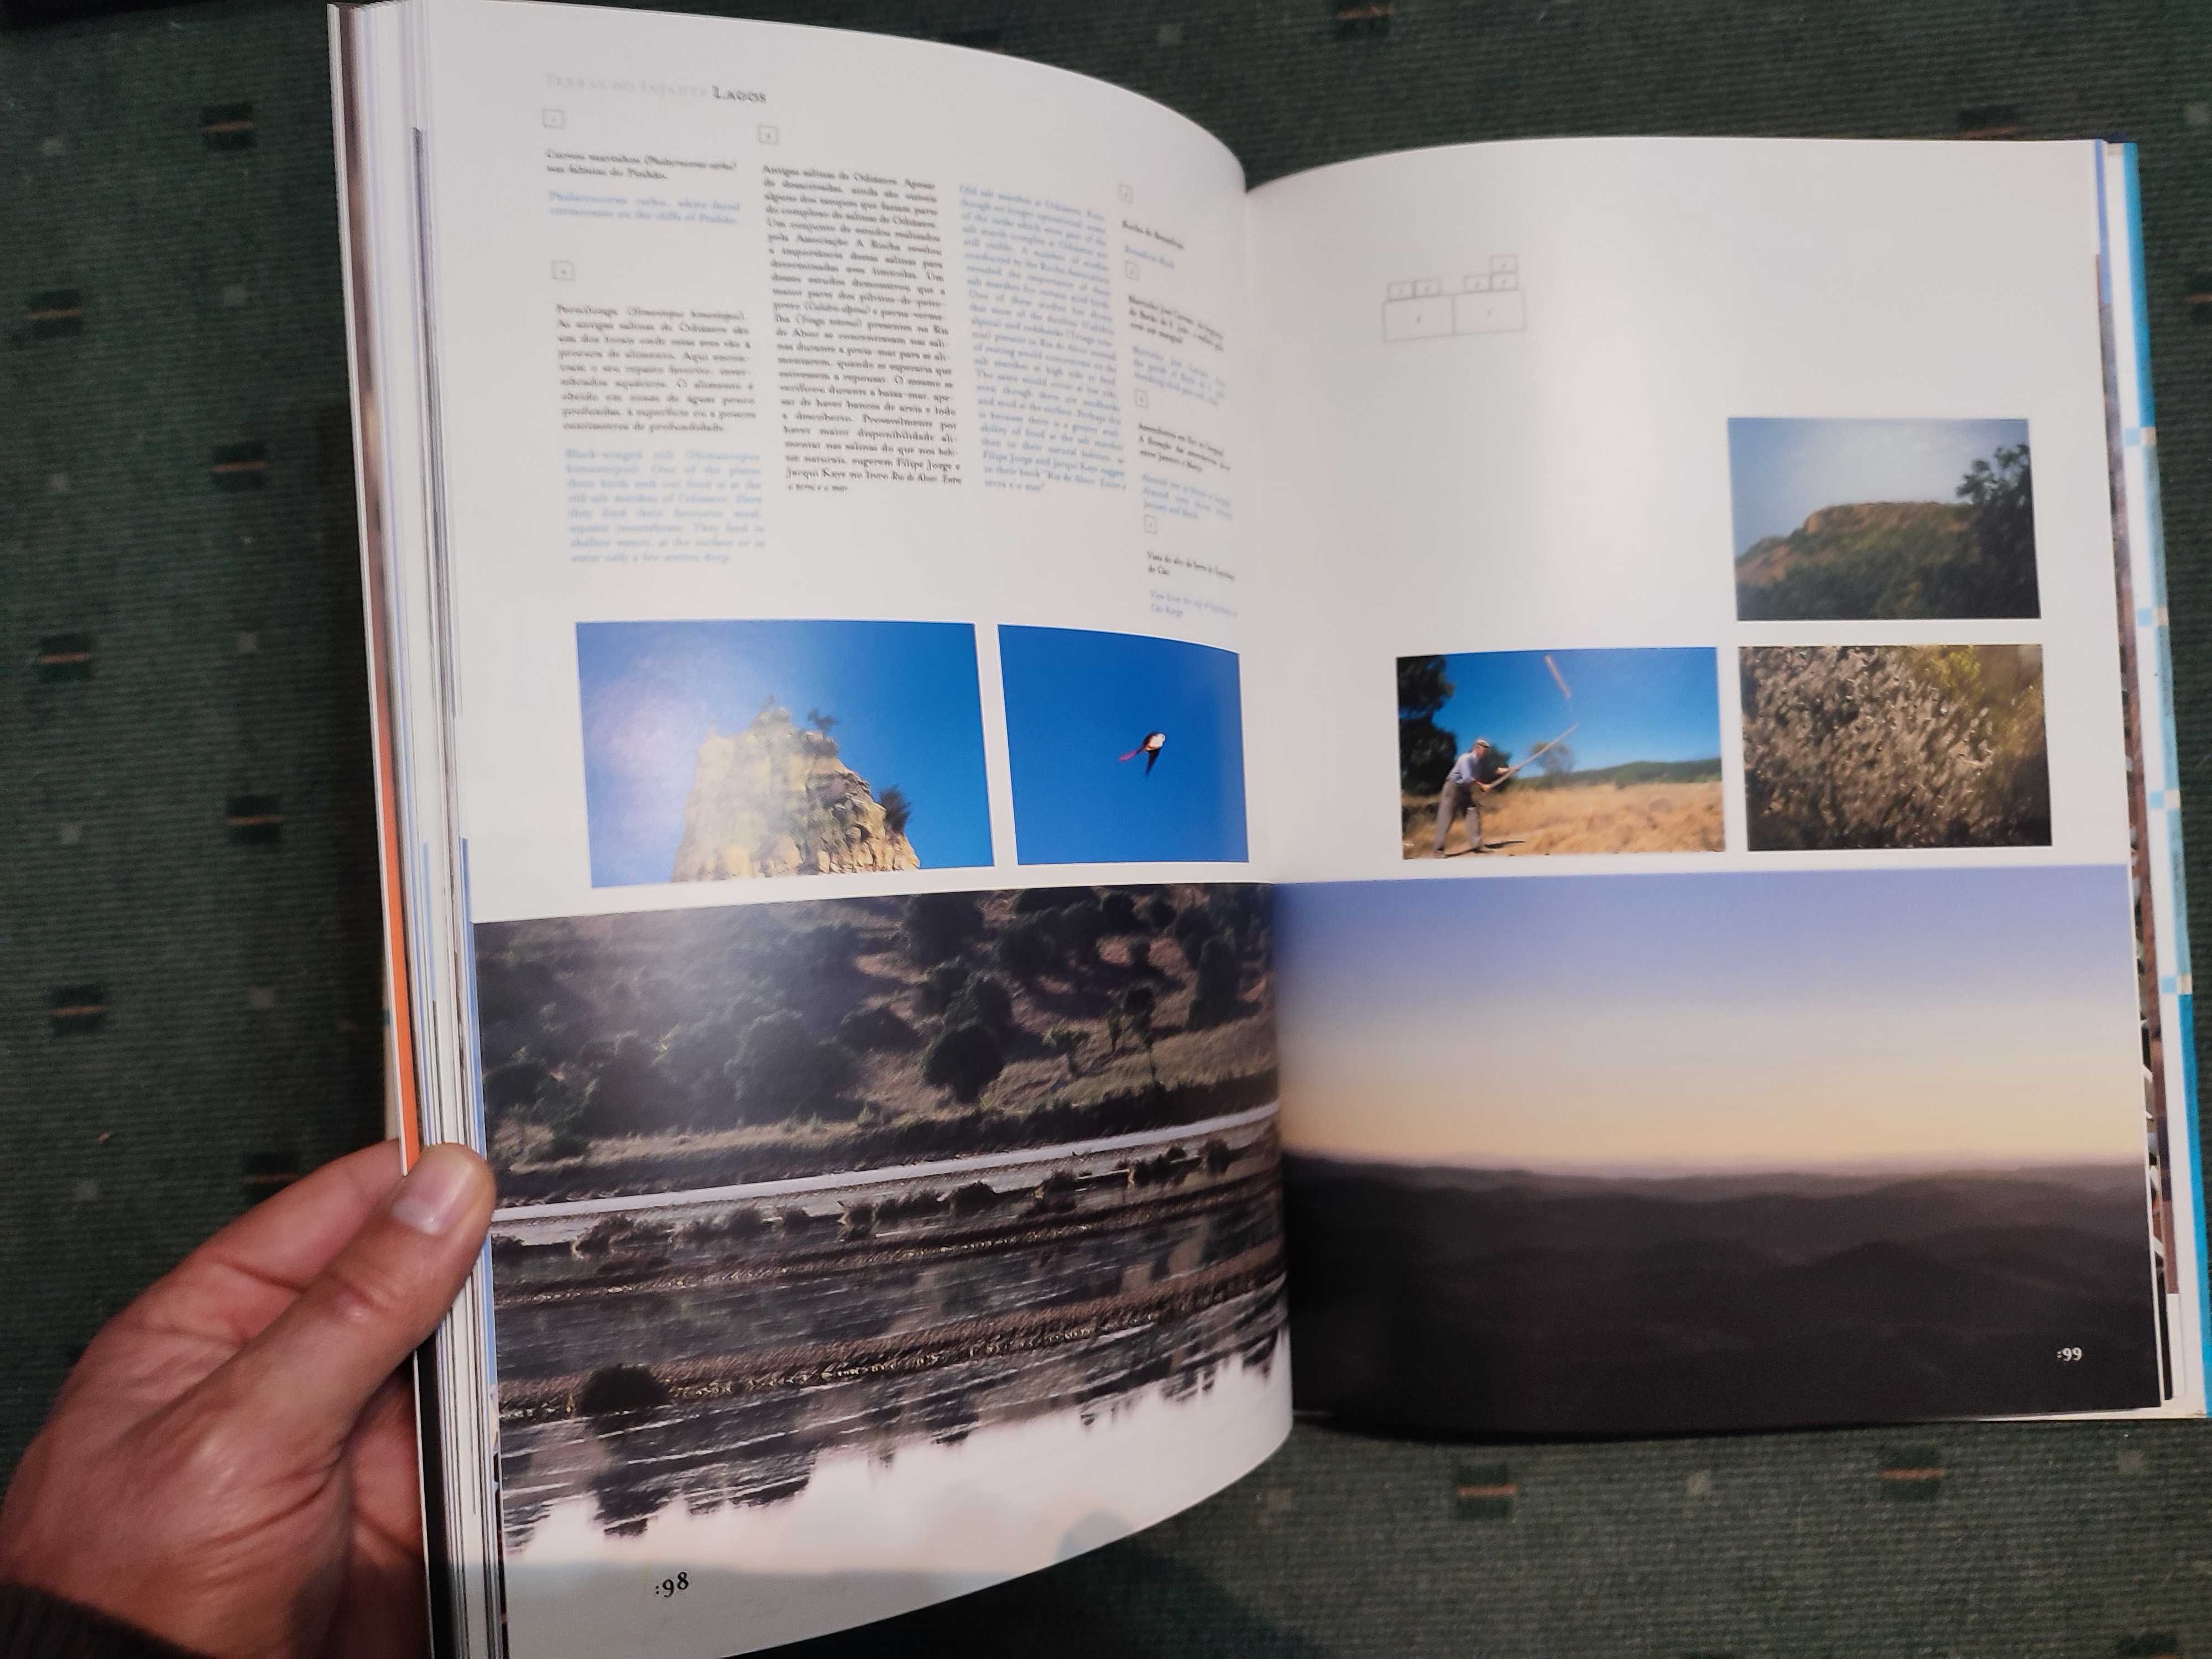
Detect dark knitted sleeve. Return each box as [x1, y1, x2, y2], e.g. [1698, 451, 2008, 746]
[0, 1585, 204, 1659]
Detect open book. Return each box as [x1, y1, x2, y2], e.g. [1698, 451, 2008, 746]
[331, 1, 2204, 1652]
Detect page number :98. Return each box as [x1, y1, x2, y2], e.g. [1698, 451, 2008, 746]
[654, 1573, 691, 1600]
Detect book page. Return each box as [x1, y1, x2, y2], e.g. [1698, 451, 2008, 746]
[398, 4, 1283, 1652]
[1246, 139, 2198, 1431]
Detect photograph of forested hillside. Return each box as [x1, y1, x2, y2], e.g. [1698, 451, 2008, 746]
[475, 883, 1276, 1203]
[1730, 416, 2037, 620]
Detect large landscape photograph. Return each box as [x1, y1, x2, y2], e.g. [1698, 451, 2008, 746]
[1275, 867, 2162, 1433]
[475, 883, 1288, 1650]
[1729, 416, 2038, 620]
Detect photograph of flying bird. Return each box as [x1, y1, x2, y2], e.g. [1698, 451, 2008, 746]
[1120, 731, 1167, 775]
[998, 624, 1249, 862]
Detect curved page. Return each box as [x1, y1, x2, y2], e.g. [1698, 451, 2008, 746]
[369, 2, 1286, 1651]
[1247, 138, 2200, 1433]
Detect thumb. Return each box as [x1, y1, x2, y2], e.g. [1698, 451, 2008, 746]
[208, 1145, 495, 1459]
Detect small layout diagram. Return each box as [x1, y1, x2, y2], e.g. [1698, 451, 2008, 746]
[1381, 257, 1522, 343]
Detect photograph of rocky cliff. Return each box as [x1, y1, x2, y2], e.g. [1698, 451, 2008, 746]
[1729, 416, 2038, 620]
[671, 702, 919, 880]
[476, 881, 1277, 1203]
[576, 618, 994, 886]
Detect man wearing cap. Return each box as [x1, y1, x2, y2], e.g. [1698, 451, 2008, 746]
[1433, 737, 1507, 855]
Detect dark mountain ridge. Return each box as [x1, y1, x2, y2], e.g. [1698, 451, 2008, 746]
[1285, 1155, 2159, 1432]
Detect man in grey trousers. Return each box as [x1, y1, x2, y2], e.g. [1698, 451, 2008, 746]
[1433, 737, 1506, 854]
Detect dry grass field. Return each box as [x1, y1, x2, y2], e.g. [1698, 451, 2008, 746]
[1404, 781, 1724, 858]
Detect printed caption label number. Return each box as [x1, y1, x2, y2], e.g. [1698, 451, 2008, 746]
[653, 1572, 691, 1600]
[2058, 1347, 2085, 1363]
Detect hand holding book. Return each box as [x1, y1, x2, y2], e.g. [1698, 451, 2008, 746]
[332, 2, 2197, 1651]
[0, 1144, 493, 1659]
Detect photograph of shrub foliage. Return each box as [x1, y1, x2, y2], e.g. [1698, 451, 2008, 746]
[1740, 644, 2051, 851]
[1729, 416, 2038, 621]
[476, 883, 1277, 1202]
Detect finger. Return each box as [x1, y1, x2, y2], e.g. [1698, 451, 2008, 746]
[58, 1144, 414, 1419]
[205, 1145, 494, 1460]
[200, 1140, 408, 1290]
[119, 1142, 409, 1352]
[346, 1371, 428, 1563]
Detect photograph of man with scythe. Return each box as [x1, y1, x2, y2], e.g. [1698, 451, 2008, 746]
[1431, 737, 1511, 854]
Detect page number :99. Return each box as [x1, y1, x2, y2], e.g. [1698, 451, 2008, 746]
[2057, 1346, 2084, 1363]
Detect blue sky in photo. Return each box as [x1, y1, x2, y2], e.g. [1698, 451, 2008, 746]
[1275, 864, 2145, 1172]
[1424, 647, 1721, 773]
[1728, 416, 2030, 555]
[577, 619, 993, 885]
[999, 625, 1248, 865]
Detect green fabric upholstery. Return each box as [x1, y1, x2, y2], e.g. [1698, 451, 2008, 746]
[6, 2, 2211, 1650]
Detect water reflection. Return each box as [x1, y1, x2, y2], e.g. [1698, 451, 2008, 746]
[493, 1119, 1286, 1548]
